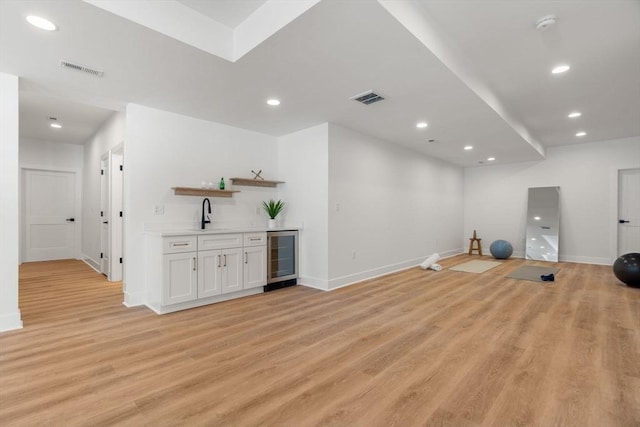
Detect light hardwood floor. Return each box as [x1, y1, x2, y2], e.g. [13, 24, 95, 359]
[1, 256, 639, 426]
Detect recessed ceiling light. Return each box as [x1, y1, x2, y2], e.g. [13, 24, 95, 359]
[416, 122, 428, 129]
[266, 99, 280, 106]
[26, 15, 57, 31]
[568, 111, 581, 118]
[576, 131, 587, 137]
[551, 64, 570, 74]
[464, 145, 473, 151]
[487, 157, 496, 161]
[531, 238, 537, 241]
[50, 123, 62, 129]
[534, 216, 541, 220]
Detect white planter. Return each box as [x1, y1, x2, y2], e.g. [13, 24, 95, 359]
[268, 219, 277, 229]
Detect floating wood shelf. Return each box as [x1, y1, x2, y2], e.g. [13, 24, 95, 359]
[229, 178, 285, 188]
[172, 187, 239, 198]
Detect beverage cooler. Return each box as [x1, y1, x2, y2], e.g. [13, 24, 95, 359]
[265, 230, 298, 291]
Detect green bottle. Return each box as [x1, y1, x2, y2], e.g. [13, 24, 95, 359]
[219, 177, 225, 190]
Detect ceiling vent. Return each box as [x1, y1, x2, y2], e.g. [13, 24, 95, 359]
[350, 90, 385, 105]
[60, 60, 104, 77]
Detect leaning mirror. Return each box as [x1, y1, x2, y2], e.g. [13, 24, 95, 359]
[525, 186, 560, 262]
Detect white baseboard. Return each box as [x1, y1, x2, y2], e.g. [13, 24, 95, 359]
[514, 251, 610, 265]
[298, 276, 329, 291]
[82, 256, 100, 272]
[0, 311, 23, 332]
[558, 255, 611, 265]
[319, 248, 464, 292]
[123, 290, 146, 307]
[145, 288, 264, 314]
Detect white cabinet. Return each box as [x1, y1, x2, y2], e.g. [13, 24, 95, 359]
[163, 252, 198, 305]
[243, 232, 267, 289]
[244, 245, 267, 289]
[198, 247, 245, 296]
[197, 235, 243, 295]
[147, 231, 267, 314]
[197, 250, 222, 298]
[221, 247, 243, 293]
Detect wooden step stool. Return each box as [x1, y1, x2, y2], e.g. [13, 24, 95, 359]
[468, 229, 483, 256]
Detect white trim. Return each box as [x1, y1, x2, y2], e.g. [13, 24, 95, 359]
[0, 311, 23, 332]
[82, 256, 101, 273]
[328, 248, 463, 290]
[144, 288, 264, 314]
[610, 165, 640, 263]
[298, 276, 329, 291]
[558, 255, 611, 266]
[301, 249, 464, 292]
[123, 290, 146, 307]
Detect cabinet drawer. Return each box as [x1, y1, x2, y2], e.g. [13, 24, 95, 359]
[163, 236, 197, 254]
[244, 232, 267, 247]
[198, 233, 242, 250]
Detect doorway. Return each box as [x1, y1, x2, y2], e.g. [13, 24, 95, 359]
[618, 168, 640, 256]
[22, 168, 80, 262]
[99, 145, 124, 281]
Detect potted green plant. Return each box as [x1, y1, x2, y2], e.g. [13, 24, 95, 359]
[262, 199, 285, 229]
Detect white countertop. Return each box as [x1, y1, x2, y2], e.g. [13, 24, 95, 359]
[146, 226, 300, 237]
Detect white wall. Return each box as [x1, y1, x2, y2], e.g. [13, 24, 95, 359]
[278, 123, 329, 289]
[124, 104, 279, 305]
[0, 72, 22, 331]
[19, 138, 84, 169]
[464, 136, 640, 264]
[328, 124, 464, 289]
[82, 111, 125, 267]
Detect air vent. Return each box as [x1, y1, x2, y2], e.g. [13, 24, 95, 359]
[350, 90, 384, 105]
[60, 60, 104, 77]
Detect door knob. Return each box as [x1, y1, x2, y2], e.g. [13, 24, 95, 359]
[66, 218, 75, 222]
[619, 219, 630, 224]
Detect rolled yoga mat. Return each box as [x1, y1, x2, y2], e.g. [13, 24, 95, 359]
[429, 263, 443, 271]
[420, 253, 440, 270]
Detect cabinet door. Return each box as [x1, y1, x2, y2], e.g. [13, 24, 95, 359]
[163, 252, 198, 305]
[198, 250, 222, 299]
[244, 245, 266, 289]
[221, 247, 243, 294]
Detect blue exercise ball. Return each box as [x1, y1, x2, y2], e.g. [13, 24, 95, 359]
[613, 253, 640, 288]
[490, 240, 513, 259]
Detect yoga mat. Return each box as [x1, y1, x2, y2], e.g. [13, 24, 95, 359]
[420, 253, 440, 270]
[506, 265, 560, 282]
[449, 260, 501, 274]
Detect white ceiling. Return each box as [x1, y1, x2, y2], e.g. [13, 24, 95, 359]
[1, 0, 638, 166]
[176, 0, 267, 28]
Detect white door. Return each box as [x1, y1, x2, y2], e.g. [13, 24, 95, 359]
[110, 151, 124, 281]
[618, 168, 640, 255]
[24, 169, 77, 261]
[100, 155, 110, 275]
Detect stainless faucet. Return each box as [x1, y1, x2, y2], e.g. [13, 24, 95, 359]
[201, 198, 211, 230]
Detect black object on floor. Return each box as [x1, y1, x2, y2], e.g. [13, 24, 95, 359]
[540, 273, 555, 282]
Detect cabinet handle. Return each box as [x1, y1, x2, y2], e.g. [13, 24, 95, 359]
[173, 242, 190, 247]
[250, 238, 261, 241]
[245, 252, 248, 264]
[217, 255, 221, 268]
[192, 257, 197, 271]
[223, 254, 227, 267]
